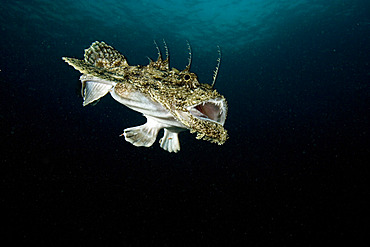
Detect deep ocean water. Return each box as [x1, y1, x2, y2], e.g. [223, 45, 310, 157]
[1, 0, 369, 245]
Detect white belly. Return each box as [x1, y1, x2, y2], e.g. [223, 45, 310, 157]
[110, 86, 187, 130]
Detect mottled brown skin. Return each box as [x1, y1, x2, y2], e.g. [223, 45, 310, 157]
[63, 41, 228, 144]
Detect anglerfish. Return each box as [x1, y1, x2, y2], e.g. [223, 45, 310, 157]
[63, 41, 228, 152]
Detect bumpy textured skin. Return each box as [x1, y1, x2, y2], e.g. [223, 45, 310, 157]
[63, 41, 228, 144]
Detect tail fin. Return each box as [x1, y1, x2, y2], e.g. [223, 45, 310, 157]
[80, 74, 115, 106]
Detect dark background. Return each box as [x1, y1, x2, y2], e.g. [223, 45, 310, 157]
[1, 0, 369, 245]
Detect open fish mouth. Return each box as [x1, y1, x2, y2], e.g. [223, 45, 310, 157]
[187, 98, 227, 125]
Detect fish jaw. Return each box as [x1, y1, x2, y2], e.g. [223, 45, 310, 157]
[172, 96, 228, 144]
[186, 98, 227, 126]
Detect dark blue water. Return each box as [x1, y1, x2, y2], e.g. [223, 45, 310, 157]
[1, 0, 369, 245]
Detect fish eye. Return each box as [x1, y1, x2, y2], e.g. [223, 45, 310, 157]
[184, 74, 190, 80]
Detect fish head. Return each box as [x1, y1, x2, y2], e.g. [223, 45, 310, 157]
[150, 68, 228, 145]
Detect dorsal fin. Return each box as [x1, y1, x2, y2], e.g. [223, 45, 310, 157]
[84, 41, 129, 69]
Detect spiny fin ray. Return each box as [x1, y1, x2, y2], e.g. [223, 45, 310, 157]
[150, 40, 169, 71]
[162, 39, 169, 70]
[184, 40, 192, 71]
[211, 46, 221, 88]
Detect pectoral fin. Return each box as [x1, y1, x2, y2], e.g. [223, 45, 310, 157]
[80, 75, 114, 106]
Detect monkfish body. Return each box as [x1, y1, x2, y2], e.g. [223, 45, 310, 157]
[63, 41, 228, 152]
